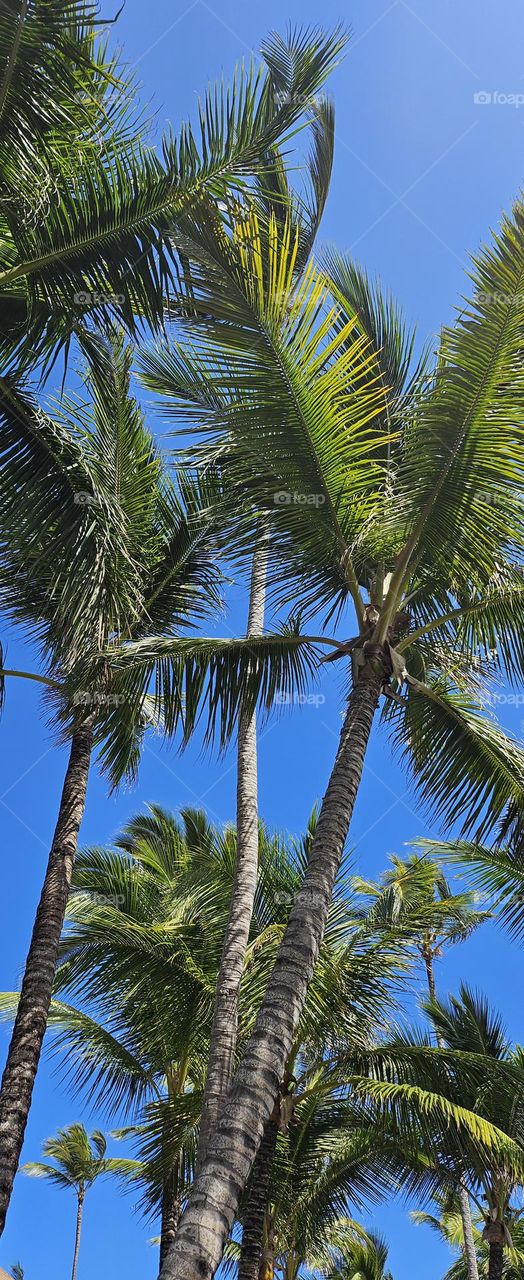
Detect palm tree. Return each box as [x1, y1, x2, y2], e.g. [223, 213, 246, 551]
[197, 525, 269, 1167]
[355, 853, 488, 1003]
[0, 337, 234, 1231]
[425, 989, 524, 1280]
[21, 1123, 134, 1280]
[412, 1191, 524, 1278]
[419, 826, 524, 948]
[357, 990, 524, 1280]
[324, 1232, 394, 1280]
[26, 807, 325, 1271]
[127, 194, 524, 1277]
[197, 99, 336, 1167]
[0, 3, 345, 375]
[6, 811, 522, 1280]
[1, 808, 410, 1275]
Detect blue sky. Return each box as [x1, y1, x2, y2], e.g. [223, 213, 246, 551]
[1, 1, 524, 1276]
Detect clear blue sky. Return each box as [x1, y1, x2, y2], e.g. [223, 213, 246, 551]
[2, 1, 524, 1276]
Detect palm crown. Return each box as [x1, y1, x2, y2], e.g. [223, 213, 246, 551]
[134, 200, 524, 841]
[0, 3, 346, 372]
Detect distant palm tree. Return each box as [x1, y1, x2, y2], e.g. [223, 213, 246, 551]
[409, 990, 524, 1280]
[327, 1232, 394, 1280]
[412, 1191, 524, 1279]
[355, 852, 488, 1002]
[22, 1124, 134, 1280]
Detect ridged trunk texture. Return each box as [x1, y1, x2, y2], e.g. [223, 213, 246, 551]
[458, 1185, 480, 1280]
[160, 661, 383, 1280]
[71, 1192, 84, 1280]
[0, 723, 93, 1234]
[159, 1178, 181, 1277]
[197, 535, 268, 1168]
[238, 1103, 279, 1280]
[488, 1241, 504, 1280]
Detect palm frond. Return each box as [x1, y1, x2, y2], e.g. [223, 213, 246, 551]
[105, 628, 321, 747]
[385, 675, 524, 840]
[395, 198, 524, 588]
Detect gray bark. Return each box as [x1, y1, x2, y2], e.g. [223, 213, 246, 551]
[160, 659, 383, 1280]
[197, 533, 268, 1168]
[458, 1185, 480, 1280]
[0, 722, 93, 1234]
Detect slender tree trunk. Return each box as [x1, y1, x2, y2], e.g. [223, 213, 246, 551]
[197, 532, 268, 1168]
[161, 658, 384, 1280]
[0, 723, 93, 1234]
[159, 1178, 181, 1276]
[459, 1185, 480, 1280]
[422, 948, 436, 1002]
[423, 950, 479, 1280]
[487, 1240, 504, 1280]
[238, 1102, 279, 1280]
[71, 1190, 84, 1280]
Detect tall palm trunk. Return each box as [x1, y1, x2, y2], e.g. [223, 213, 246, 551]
[161, 656, 385, 1280]
[71, 1189, 85, 1280]
[487, 1237, 504, 1280]
[159, 1176, 181, 1276]
[424, 951, 479, 1280]
[0, 721, 93, 1234]
[238, 1102, 279, 1280]
[197, 532, 268, 1166]
[459, 1187, 480, 1280]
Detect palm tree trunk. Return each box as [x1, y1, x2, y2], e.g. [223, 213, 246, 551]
[197, 531, 268, 1167]
[488, 1241, 504, 1280]
[159, 1178, 181, 1276]
[238, 1102, 279, 1280]
[71, 1190, 85, 1280]
[459, 1185, 480, 1280]
[423, 951, 479, 1280]
[161, 656, 385, 1280]
[0, 722, 93, 1234]
[422, 947, 436, 1002]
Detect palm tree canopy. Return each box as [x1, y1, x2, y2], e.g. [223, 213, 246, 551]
[131, 196, 524, 843]
[354, 851, 489, 957]
[0, 3, 346, 371]
[21, 1122, 134, 1195]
